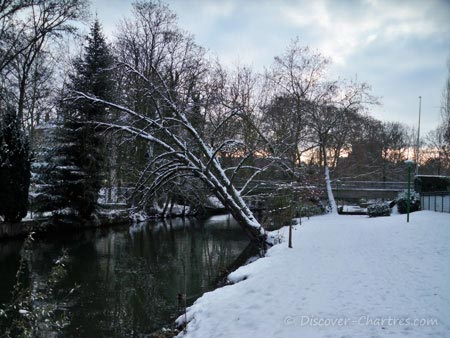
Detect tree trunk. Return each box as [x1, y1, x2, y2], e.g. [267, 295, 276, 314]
[323, 148, 338, 214]
[206, 160, 269, 250]
[162, 194, 171, 217]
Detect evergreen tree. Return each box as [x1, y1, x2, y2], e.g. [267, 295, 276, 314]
[34, 20, 113, 222]
[32, 124, 61, 215]
[0, 108, 31, 223]
[32, 122, 77, 219]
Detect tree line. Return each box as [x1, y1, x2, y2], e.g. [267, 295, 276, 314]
[1, 1, 449, 245]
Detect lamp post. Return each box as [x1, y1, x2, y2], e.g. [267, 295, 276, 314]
[416, 96, 421, 176]
[405, 160, 415, 222]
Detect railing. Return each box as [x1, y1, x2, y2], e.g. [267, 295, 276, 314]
[237, 180, 408, 192]
[420, 192, 450, 213]
[333, 181, 408, 191]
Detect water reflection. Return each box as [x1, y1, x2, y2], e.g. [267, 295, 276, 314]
[0, 215, 253, 337]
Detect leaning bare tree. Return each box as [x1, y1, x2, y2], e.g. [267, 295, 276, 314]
[70, 1, 276, 248]
[72, 62, 270, 247]
[67, 2, 273, 247]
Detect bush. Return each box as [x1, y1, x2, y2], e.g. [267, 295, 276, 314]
[367, 202, 391, 217]
[396, 190, 420, 214]
[299, 204, 325, 217]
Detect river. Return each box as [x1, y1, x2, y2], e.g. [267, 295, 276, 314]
[0, 214, 257, 337]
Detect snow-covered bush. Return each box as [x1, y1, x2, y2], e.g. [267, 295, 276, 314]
[129, 210, 150, 222]
[396, 190, 420, 214]
[367, 202, 391, 217]
[299, 204, 324, 218]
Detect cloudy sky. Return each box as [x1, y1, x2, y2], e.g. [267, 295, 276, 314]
[93, 0, 450, 135]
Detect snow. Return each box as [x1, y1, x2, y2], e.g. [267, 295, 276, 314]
[341, 205, 367, 213]
[128, 203, 192, 222]
[205, 214, 234, 223]
[206, 196, 225, 209]
[169, 204, 191, 216]
[129, 210, 151, 222]
[176, 211, 450, 338]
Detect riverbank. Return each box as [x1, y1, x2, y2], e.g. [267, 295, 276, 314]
[0, 205, 230, 240]
[176, 211, 450, 338]
[0, 211, 129, 240]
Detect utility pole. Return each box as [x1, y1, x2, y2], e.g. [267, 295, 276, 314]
[415, 96, 421, 175]
[405, 160, 415, 223]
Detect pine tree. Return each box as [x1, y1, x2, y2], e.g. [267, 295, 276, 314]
[0, 108, 31, 223]
[34, 20, 113, 223]
[32, 122, 77, 219]
[31, 124, 58, 215]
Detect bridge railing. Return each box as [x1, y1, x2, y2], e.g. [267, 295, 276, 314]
[333, 181, 408, 191]
[235, 180, 409, 196]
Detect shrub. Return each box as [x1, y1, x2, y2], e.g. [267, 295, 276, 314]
[396, 190, 420, 214]
[367, 202, 391, 217]
[299, 204, 325, 217]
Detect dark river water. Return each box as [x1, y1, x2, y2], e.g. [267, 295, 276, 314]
[0, 215, 256, 337]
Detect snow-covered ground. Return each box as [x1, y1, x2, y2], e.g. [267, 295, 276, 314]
[176, 211, 450, 338]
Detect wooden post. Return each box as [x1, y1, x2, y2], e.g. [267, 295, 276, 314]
[407, 165, 411, 222]
[288, 185, 293, 248]
[288, 220, 293, 248]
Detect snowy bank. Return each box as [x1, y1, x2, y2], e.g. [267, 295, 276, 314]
[0, 210, 129, 240]
[176, 211, 450, 338]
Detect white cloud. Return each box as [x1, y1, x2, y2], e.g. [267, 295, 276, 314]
[280, 1, 330, 28]
[365, 33, 378, 45]
[201, 1, 236, 18]
[277, 0, 449, 65]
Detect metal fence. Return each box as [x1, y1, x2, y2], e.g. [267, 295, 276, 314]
[334, 181, 408, 191]
[420, 192, 450, 213]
